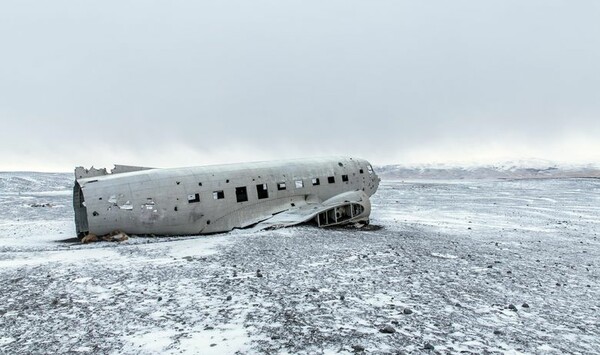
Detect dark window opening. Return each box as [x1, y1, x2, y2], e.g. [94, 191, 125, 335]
[360, 169, 364, 174]
[256, 183, 269, 199]
[312, 178, 320, 186]
[198, 182, 202, 186]
[188, 193, 200, 203]
[176, 181, 180, 185]
[226, 179, 230, 183]
[277, 182, 286, 190]
[328, 176, 335, 184]
[236, 186, 248, 203]
[207, 220, 211, 225]
[174, 206, 178, 212]
[338, 162, 344, 167]
[213, 190, 225, 200]
[342, 175, 349, 182]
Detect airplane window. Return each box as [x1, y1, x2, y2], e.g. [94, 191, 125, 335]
[235, 187, 248, 202]
[295, 180, 304, 189]
[328, 176, 335, 184]
[256, 183, 269, 199]
[277, 182, 286, 190]
[213, 190, 224, 200]
[187, 193, 200, 203]
[312, 178, 320, 186]
[342, 175, 349, 182]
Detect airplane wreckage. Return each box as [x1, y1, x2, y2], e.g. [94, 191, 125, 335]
[73, 157, 380, 239]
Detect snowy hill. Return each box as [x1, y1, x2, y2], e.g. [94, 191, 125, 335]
[376, 160, 600, 180]
[0, 171, 72, 194]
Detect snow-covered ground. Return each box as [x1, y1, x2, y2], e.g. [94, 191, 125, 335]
[1, 172, 599, 354]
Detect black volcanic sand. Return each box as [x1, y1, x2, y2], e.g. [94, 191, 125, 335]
[0, 178, 599, 354]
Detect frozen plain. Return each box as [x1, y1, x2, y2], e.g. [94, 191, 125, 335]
[0, 173, 599, 354]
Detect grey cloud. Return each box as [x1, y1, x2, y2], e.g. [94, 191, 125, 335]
[1, 0, 599, 170]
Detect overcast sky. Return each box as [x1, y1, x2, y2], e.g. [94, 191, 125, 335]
[1, 0, 599, 171]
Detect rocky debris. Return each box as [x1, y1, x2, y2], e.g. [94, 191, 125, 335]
[113, 233, 129, 242]
[403, 308, 413, 315]
[508, 304, 517, 311]
[256, 270, 263, 278]
[226, 295, 232, 301]
[351, 344, 366, 352]
[81, 231, 129, 244]
[494, 330, 504, 335]
[104, 233, 127, 242]
[102, 230, 129, 242]
[379, 325, 396, 334]
[522, 303, 530, 308]
[81, 234, 98, 244]
[424, 343, 435, 350]
[183, 256, 194, 262]
[29, 203, 54, 208]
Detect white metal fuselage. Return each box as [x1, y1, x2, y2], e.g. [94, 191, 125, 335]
[73, 157, 380, 237]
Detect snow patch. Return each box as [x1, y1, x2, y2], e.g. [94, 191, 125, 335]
[0, 337, 16, 346]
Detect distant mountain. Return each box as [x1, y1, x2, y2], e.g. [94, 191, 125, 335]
[376, 160, 600, 180]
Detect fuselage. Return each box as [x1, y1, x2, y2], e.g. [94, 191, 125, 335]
[73, 156, 380, 237]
